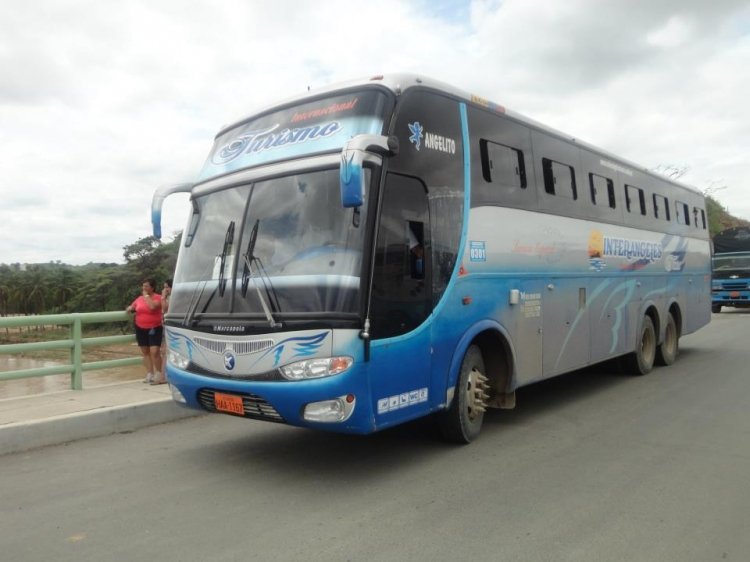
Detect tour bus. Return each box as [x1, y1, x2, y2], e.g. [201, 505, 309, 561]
[152, 74, 711, 442]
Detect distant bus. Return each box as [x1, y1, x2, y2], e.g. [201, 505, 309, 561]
[711, 226, 750, 312]
[152, 74, 711, 442]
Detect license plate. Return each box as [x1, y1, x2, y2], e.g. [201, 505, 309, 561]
[214, 392, 244, 416]
[730, 291, 740, 298]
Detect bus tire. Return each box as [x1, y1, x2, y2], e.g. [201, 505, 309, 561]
[623, 315, 656, 376]
[712, 304, 722, 313]
[655, 312, 678, 366]
[438, 345, 489, 443]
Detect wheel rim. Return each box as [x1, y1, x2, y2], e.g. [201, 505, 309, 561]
[466, 367, 489, 421]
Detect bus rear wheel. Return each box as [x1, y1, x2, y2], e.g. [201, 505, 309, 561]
[438, 345, 490, 443]
[655, 312, 679, 366]
[622, 315, 656, 376]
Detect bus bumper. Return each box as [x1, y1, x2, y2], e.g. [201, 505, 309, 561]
[712, 291, 750, 308]
[165, 364, 377, 434]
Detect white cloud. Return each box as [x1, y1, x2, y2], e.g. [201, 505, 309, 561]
[1, 0, 748, 265]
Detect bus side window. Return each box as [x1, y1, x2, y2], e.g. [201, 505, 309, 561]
[590, 173, 615, 208]
[653, 193, 670, 221]
[480, 140, 526, 188]
[625, 184, 646, 215]
[675, 200, 690, 225]
[543, 158, 577, 200]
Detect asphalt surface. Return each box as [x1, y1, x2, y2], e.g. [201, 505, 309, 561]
[1, 310, 748, 561]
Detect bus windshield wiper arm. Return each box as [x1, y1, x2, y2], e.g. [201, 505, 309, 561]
[183, 221, 235, 326]
[241, 220, 282, 328]
[241, 219, 260, 298]
[218, 221, 235, 298]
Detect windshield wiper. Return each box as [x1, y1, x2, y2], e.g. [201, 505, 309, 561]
[241, 219, 282, 328]
[183, 221, 235, 326]
[241, 219, 260, 297]
[218, 221, 235, 297]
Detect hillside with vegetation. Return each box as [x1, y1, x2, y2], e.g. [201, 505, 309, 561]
[705, 195, 749, 237]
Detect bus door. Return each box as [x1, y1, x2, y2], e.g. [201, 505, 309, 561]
[542, 281, 590, 375]
[369, 173, 432, 423]
[509, 281, 544, 387]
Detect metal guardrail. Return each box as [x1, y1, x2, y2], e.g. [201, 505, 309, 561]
[0, 312, 140, 390]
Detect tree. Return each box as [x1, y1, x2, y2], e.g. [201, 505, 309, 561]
[0, 232, 182, 316]
[705, 195, 750, 238]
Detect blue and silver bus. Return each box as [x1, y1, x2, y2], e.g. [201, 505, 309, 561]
[152, 74, 711, 442]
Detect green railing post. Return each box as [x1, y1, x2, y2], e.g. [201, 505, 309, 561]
[70, 314, 83, 390]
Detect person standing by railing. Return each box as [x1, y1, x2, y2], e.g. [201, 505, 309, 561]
[125, 278, 164, 384]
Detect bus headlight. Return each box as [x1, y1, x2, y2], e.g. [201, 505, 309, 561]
[303, 394, 356, 423]
[278, 356, 353, 380]
[168, 349, 190, 370]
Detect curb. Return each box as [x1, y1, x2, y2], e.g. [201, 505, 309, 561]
[0, 398, 203, 456]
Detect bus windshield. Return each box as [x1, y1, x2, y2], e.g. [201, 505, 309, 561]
[712, 253, 750, 278]
[170, 167, 370, 322]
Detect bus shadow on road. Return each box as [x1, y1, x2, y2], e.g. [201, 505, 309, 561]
[178, 362, 649, 485]
[486, 361, 634, 429]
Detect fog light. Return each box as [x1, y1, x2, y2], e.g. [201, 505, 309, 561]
[303, 394, 356, 423]
[169, 383, 187, 404]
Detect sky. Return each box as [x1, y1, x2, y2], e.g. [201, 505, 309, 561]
[1, 0, 749, 265]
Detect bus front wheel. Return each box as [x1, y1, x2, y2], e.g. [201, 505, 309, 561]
[438, 345, 490, 444]
[622, 315, 656, 376]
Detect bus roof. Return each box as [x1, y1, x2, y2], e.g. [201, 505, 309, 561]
[217, 73, 702, 196]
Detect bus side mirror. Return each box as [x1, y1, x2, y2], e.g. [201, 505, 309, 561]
[340, 149, 366, 208]
[151, 183, 193, 239]
[339, 135, 398, 208]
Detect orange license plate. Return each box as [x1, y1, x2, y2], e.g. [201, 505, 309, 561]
[214, 392, 244, 416]
[730, 291, 740, 298]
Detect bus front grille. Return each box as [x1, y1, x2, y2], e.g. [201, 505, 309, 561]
[193, 337, 275, 356]
[197, 389, 285, 423]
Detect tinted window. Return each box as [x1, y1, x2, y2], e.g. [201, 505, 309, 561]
[480, 140, 526, 188]
[692, 207, 703, 229]
[625, 184, 646, 215]
[371, 173, 431, 339]
[675, 200, 690, 225]
[390, 89, 464, 305]
[542, 158, 577, 199]
[589, 173, 615, 208]
[653, 193, 670, 221]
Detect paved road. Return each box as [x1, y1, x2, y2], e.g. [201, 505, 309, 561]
[2, 311, 749, 562]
